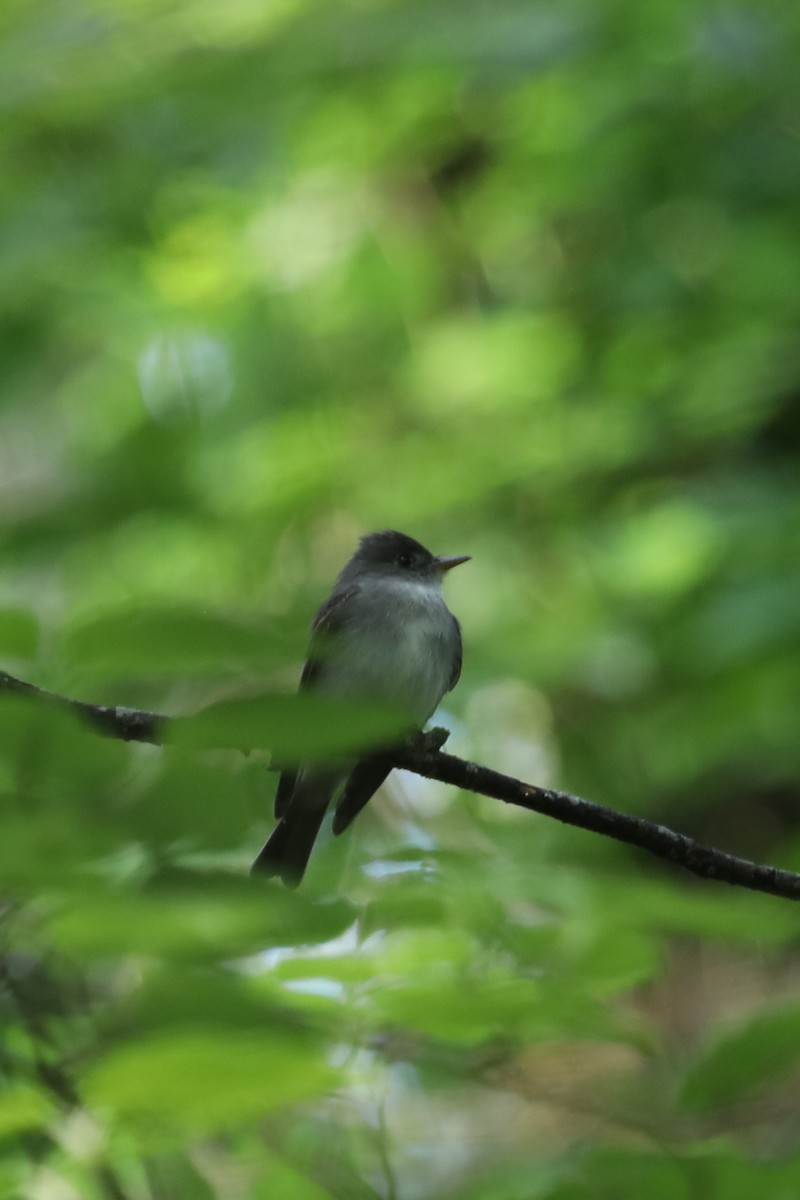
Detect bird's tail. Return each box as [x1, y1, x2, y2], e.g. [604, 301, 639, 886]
[332, 757, 392, 835]
[251, 769, 339, 887]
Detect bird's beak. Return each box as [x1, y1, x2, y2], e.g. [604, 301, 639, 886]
[435, 554, 471, 572]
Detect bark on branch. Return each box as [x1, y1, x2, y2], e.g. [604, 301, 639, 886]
[2, 669, 799, 901]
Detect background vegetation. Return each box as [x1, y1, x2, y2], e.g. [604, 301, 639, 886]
[2, 0, 800, 1196]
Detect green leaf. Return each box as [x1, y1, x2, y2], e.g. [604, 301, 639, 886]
[253, 1149, 339, 1200]
[0, 1085, 50, 1137]
[680, 1005, 800, 1114]
[84, 1030, 337, 1132]
[368, 970, 537, 1044]
[49, 889, 270, 963]
[64, 606, 295, 679]
[122, 963, 298, 1035]
[0, 609, 39, 659]
[134, 1150, 218, 1200]
[0, 696, 134, 885]
[569, 929, 658, 997]
[586, 877, 800, 945]
[567, 1149, 691, 1200]
[48, 878, 355, 963]
[170, 692, 409, 760]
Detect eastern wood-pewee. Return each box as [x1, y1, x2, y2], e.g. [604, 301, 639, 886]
[251, 529, 469, 885]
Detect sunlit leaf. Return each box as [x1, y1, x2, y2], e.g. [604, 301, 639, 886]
[0, 1085, 50, 1137]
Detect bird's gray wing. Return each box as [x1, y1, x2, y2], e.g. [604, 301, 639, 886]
[447, 614, 463, 692]
[273, 584, 360, 818]
[298, 583, 361, 690]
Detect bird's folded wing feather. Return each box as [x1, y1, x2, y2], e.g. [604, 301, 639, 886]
[298, 583, 361, 690]
[273, 584, 361, 818]
[448, 615, 463, 692]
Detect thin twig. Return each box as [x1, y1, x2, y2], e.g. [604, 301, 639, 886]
[2, 670, 799, 901]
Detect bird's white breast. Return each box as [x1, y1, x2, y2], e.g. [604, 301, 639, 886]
[321, 577, 455, 724]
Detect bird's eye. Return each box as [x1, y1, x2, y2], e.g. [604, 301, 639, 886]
[395, 553, 413, 568]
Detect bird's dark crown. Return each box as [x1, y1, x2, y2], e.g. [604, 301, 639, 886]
[355, 530, 434, 570]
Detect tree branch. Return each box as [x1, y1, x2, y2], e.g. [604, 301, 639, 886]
[391, 734, 800, 901]
[3, 670, 799, 901]
[0, 670, 163, 743]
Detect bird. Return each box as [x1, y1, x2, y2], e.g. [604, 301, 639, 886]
[251, 529, 469, 885]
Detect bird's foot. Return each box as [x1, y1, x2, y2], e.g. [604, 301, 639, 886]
[407, 726, 450, 754]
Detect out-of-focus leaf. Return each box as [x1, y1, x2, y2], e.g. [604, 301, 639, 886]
[578, 877, 800, 945]
[674, 1150, 800, 1200]
[0, 693, 129, 791]
[170, 692, 409, 760]
[563, 1147, 800, 1200]
[0, 609, 39, 658]
[136, 1151, 217, 1200]
[49, 890, 269, 963]
[64, 606, 295, 678]
[679, 1006, 800, 1114]
[118, 754, 245, 848]
[361, 879, 448, 936]
[0, 695, 134, 885]
[367, 970, 539, 1044]
[0, 1085, 50, 1137]
[48, 878, 355, 963]
[372, 927, 477, 976]
[119, 962, 328, 1038]
[253, 1149, 339, 1200]
[0, 1164, 25, 1199]
[563, 1149, 691, 1200]
[567, 930, 658, 997]
[84, 1030, 337, 1132]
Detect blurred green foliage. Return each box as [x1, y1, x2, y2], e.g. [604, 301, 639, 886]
[2, 0, 800, 1196]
